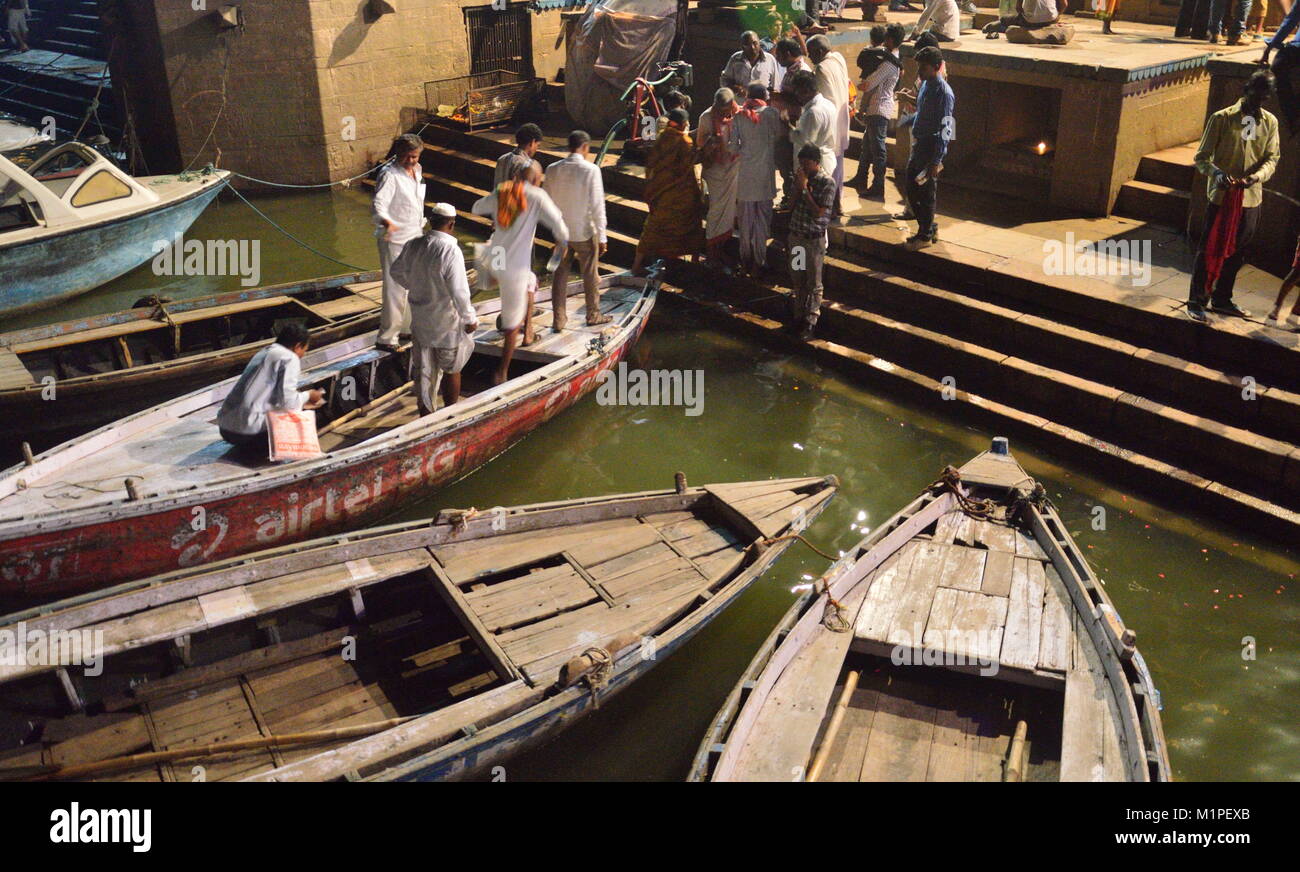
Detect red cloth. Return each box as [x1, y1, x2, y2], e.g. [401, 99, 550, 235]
[739, 97, 767, 125]
[1203, 186, 1244, 294]
[495, 180, 527, 229]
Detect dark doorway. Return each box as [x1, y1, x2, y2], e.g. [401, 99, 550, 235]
[464, 4, 534, 78]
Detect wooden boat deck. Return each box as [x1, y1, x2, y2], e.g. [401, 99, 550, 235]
[0, 348, 34, 389]
[0, 280, 641, 520]
[0, 274, 382, 401]
[700, 443, 1168, 783]
[0, 477, 835, 782]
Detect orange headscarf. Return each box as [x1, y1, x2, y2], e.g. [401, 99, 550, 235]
[495, 180, 528, 229]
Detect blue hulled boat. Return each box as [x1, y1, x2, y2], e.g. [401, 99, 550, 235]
[0, 143, 230, 314]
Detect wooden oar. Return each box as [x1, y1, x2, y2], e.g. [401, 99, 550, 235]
[7, 715, 420, 782]
[1004, 720, 1028, 782]
[806, 670, 860, 783]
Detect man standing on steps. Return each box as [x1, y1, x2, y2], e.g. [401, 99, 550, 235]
[544, 130, 611, 332]
[1186, 70, 1280, 323]
[390, 204, 479, 416]
[730, 83, 784, 278]
[495, 124, 544, 189]
[721, 30, 780, 94]
[788, 144, 837, 342]
[807, 35, 852, 218]
[899, 46, 953, 250]
[372, 134, 427, 352]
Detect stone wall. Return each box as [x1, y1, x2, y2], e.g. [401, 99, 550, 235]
[109, 1, 566, 185]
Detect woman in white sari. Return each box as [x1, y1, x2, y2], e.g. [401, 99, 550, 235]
[698, 88, 741, 271]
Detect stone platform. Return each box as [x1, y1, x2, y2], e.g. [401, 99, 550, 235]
[890, 18, 1260, 216]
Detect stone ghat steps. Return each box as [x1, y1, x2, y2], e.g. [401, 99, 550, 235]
[422, 134, 1300, 451]
[25, 0, 108, 61]
[1114, 142, 1197, 230]
[399, 135, 1300, 536]
[422, 122, 1299, 392]
[0, 63, 118, 141]
[415, 168, 1300, 540]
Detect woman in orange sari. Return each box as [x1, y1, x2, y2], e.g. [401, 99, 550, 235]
[632, 109, 707, 275]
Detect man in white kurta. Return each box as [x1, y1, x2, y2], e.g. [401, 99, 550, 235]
[390, 204, 479, 415]
[372, 134, 427, 350]
[699, 89, 742, 267]
[790, 72, 839, 181]
[471, 161, 569, 384]
[729, 83, 783, 275]
[543, 130, 610, 331]
[808, 36, 852, 216]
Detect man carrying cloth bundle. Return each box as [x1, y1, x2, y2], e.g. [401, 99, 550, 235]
[391, 203, 479, 416]
[472, 162, 569, 384]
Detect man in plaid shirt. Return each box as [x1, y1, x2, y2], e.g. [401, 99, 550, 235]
[788, 144, 837, 340]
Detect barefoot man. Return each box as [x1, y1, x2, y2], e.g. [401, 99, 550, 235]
[472, 161, 568, 384]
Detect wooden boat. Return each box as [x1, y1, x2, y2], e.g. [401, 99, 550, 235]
[0, 475, 838, 782]
[0, 270, 660, 602]
[0, 144, 229, 314]
[0, 271, 384, 449]
[689, 438, 1171, 783]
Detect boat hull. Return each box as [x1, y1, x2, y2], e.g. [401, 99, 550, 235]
[0, 181, 226, 315]
[368, 501, 824, 782]
[0, 301, 653, 601]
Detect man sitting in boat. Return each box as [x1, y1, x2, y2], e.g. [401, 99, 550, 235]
[390, 202, 479, 415]
[216, 322, 325, 456]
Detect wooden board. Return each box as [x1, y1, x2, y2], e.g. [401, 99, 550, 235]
[0, 347, 34, 389]
[1000, 558, 1046, 672]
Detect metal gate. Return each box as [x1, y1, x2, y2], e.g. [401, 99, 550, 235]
[465, 4, 534, 78]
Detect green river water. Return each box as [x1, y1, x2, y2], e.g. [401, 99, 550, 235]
[11, 188, 1296, 782]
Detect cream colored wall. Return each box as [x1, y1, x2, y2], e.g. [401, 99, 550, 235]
[149, 1, 566, 184]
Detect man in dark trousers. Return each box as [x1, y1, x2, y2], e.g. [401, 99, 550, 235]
[1186, 70, 1280, 322]
[899, 45, 953, 249]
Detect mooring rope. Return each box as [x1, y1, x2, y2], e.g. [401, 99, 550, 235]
[226, 184, 371, 272]
[747, 533, 850, 631]
[227, 157, 394, 189]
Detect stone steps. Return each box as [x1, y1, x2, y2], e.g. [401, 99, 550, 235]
[1114, 141, 1198, 230]
[396, 125, 1300, 539]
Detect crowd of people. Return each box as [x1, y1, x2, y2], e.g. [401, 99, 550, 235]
[213, 2, 1300, 451]
[631, 22, 955, 339]
[368, 125, 613, 416]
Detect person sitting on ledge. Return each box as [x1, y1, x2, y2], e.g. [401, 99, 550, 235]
[914, 0, 962, 42]
[984, 0, 1073, 42]
[217, 323, 325, 458]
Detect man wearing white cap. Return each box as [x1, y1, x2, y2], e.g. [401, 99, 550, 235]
[390, 203, 478, 415]
[372, 134, 427, 351]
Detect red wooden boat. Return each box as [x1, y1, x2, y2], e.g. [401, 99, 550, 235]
[0, 270, 659, 602]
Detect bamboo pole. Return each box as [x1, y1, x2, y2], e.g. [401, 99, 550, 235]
[1004, 720, 1028, 782]
[806, 670, 860, 783]
[9, 715, 421, 782]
